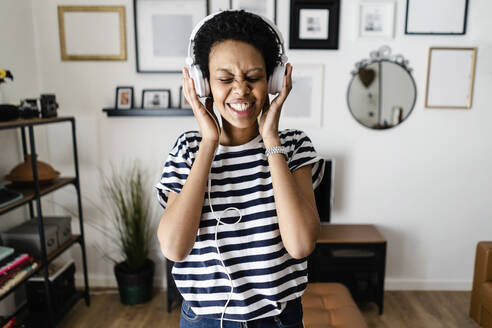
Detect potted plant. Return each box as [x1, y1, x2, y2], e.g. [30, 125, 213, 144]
[101, 162, 154, 305]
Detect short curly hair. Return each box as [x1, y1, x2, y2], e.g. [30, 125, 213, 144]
[193, 10, 282, 80]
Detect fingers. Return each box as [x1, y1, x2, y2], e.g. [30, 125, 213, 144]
[182, 67, 203, 114]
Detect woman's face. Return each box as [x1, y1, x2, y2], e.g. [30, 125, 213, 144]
[208, 40, 268, 130]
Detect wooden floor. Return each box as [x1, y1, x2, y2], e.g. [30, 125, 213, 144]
[58, 290, 480, 328]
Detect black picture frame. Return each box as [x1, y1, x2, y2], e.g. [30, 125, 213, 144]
[179, 86, 192, 109]
[404, 0, 469, 35]
[289, 0, 340, 50]
[141, 89, 172, 109]
[115, 86, 134, 109]
[134, 0, 210, 73]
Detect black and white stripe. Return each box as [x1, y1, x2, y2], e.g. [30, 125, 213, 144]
[154, 129, 324, 322]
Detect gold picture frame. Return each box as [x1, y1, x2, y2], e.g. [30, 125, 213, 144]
[425, 47, 477, 109]
[58, 6, 127, 61]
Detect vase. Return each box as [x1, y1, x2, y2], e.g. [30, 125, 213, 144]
[114, 258, 155, 305]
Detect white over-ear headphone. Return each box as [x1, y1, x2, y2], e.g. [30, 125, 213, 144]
[185, 10, 288, 98]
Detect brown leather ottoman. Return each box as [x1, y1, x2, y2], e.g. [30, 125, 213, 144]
[302, 283, 368, 328]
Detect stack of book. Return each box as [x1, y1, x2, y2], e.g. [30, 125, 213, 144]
[0, 246, 38, 297]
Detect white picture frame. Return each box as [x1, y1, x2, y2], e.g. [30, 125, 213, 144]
[279, 63, 324, 129]
[359, 1, 395, 38]
[134, 0, 209, 73]
[230, 0, 277, 24]
[425, 47, 477, 109]
[298, 9, 329, 40]
[405, 0, 468, 34]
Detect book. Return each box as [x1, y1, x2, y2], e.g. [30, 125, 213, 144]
[0, 262, 38, 297]
[0, 254, 30, 275]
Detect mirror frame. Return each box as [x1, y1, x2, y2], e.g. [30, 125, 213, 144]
[347, 46, 417, 130]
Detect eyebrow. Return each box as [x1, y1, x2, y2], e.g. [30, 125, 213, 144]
[215, 67, 264, 74]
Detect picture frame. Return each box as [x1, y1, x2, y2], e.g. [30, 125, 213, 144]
[230, 0, 277, 24]
[179, 86, 193, 109]
[279, 63, 324, 129]
[425, 47, 477, 109]
[359, 1, 395, 39]
[405, 0, 469, 35]
[141, 89, 171, 109]
[115, 86, 134, 109]
[289, 0, 340, 50]
[134, 0, 210, 73]
[58, 6, 127, 61]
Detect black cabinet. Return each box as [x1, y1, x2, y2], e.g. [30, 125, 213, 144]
[308, 224, 387, 314]
[166, 259, 182, 312]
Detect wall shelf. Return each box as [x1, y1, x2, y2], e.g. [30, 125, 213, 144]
[102, 108, 193, 117]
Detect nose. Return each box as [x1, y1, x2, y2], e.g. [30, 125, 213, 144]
[232, 78, 251, 96]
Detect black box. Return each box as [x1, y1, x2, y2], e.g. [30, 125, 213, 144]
[26, 261, 75, 315]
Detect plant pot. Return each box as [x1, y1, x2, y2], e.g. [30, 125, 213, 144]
[114, 258, 155, 305]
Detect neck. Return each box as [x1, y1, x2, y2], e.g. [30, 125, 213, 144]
[220, 122, 259, 146]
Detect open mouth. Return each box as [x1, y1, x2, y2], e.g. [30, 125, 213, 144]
[227, 102, 255, 116]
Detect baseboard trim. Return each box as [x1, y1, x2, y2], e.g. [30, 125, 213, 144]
[385, 278, 472, 291]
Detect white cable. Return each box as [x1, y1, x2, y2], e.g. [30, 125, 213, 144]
[204, 99, 243, 328]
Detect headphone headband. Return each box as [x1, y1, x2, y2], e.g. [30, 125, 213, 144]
[187, 10, 286, 67]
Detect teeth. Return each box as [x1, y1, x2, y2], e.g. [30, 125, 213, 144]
[229, 103, 251, 111]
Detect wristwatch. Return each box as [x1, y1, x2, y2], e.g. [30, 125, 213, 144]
[265, 146, 288, 159]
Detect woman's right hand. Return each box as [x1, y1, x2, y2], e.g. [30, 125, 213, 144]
[182, 67, 220, 144]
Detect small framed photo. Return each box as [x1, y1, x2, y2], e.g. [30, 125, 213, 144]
[359, 2, 395, 38]
[115, 86, 134, 109]
[425, 47, 477, 109]
[289, 0, 340, 49]
[141, 89, 171, 109]
[179, 86, 192, 109]
[230, 0, 277, 24]
[405, 0, 469, 35]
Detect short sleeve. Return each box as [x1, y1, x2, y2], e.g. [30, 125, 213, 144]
[153, 133, 194, 209]
[287, 130, 325, 189]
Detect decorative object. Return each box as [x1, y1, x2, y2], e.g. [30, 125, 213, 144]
[115, 86, 134, 109]
[179, 86, 192, 109]
[101, 163, 154, 305]
[347, 45, 417, 130]
[359, 1, 395, 38]
[405, 0, 469, 35]
[141, 89, 171, 109]
[289, 0, 339, 49]
[230, 0, 277, 23]
[425, 47, 477, 109]
[0, 69, 13, 104]
[5, 154, 60, 185]
[40, 94, 59, 118]
[134, 0, 209, 73]
[0, 70, 13, 84]
[57, 6, 127, 61]
[280, 63, 324, 129]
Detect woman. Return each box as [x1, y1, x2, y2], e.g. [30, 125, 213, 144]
[155, 10, 325, 328]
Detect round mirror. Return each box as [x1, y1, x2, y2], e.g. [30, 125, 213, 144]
[347, 59, 417, 130]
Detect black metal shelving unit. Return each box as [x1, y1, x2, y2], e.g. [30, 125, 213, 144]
[0, 116, 90, 327]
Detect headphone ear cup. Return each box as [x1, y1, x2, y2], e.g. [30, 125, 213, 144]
[268, 64, 286, 94]
[189, 64, 210, 97]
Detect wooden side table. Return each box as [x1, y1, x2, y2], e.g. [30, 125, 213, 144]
[307, 224, 387, 314]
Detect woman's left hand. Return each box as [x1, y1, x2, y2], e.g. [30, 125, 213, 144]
[259, 63, 293, 147]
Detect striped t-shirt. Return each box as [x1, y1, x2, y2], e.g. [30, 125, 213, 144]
[154, 129, 324, 322]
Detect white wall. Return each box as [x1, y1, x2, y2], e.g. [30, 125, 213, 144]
[2, 0, 491, 290]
